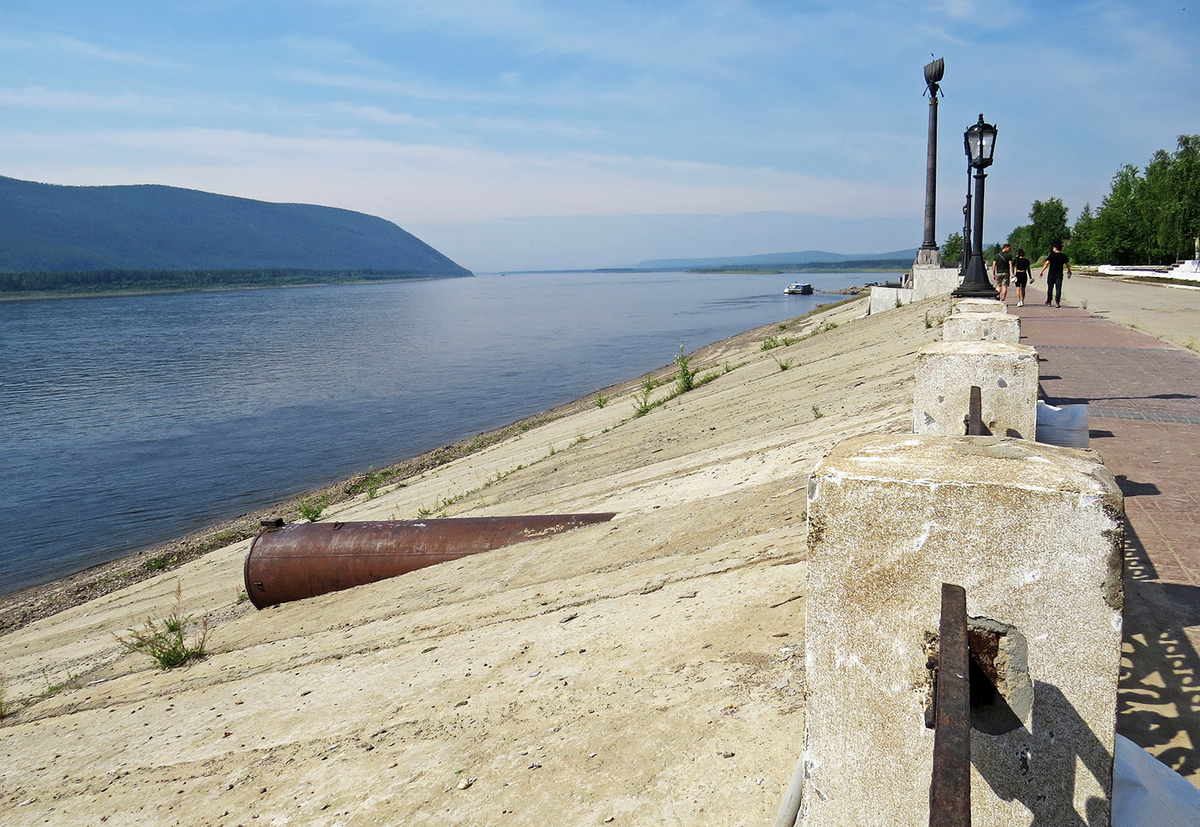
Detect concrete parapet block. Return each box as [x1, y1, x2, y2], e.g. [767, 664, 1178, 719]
[911, 264, 962, 300]
[913, 340, 1038, 438]
[953, 297, 1006, 315]
[801, 433, 1124, 827]
[942, 311, 1021, 345]
[868, 286, 914, 315]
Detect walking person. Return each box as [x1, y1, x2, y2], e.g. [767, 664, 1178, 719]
[992, 243, 1014, 302]
[1038, 243, 1072, 307]
[1013, 248, 1033, 307]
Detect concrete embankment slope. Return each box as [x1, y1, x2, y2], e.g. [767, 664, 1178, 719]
[1, 294, 946, 825]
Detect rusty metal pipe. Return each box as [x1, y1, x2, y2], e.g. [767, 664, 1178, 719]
[244, 513, 616, 609]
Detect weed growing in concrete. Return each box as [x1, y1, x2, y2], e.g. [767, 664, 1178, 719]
[925, 312, 933, 329]
[812, 405, 824, 419]
[115, 581, 209, 670]
[595, 392, 609, 408]
[675, 345, 698, 394]
[632, 377, 659, 418]
[35, 668, 79, 702]
[775, 356, 793, 371]
[298, 496, 327, 522]
[361, 467, 382, 500]
[895, 295, 904, 308]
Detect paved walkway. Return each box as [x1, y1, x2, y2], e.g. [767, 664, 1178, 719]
[1013, 286, 1200, 783]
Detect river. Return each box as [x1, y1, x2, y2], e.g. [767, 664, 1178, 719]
[0, 270, 879, 592]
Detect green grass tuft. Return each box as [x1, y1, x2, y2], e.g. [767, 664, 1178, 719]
[115, 582, 209, 670]
[298, 496, 327, 522]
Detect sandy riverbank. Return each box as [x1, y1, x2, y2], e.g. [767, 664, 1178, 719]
[0, 278, 1195, 825]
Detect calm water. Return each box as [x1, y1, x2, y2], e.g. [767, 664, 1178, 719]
[0, 270, 874, 592]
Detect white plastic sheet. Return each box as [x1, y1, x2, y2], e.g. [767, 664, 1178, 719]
[1036, 399, 1090, 448]
[1113, 733, 1200, 826]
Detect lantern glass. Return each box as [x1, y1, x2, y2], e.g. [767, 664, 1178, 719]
[964, 114, 997, 168]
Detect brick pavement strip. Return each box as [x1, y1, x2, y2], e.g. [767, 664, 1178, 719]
[1014, 301, 1200, 784]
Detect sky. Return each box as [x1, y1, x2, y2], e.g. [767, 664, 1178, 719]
[1, 1, 1197, 272]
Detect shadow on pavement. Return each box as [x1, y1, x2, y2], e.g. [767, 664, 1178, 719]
[1116, 517, 1200, 780]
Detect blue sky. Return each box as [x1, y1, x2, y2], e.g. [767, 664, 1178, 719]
[1, 1, 1197, 272]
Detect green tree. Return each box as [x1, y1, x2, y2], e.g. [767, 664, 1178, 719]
[1082, 135, 1200, 265]
[1092, 164, 1146, 264]
[1006, 224, 1034, 258]
[1065, 204, 1098, 265]
[941, 232, 963, 265]
[1160, 135, 1200, 261]
[1028, 198, 1070, 259]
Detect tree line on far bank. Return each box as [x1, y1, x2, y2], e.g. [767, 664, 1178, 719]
[0, 268, 467, 296]
[941, 134, 1200, 267]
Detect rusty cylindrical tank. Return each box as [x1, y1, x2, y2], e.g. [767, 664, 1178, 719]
[244, 514, 616, 609]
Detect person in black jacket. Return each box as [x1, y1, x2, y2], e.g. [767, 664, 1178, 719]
[1039, 244, 1072, 307]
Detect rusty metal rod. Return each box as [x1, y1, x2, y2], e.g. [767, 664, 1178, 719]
[964, 385, 991, 435]
[930, 582, 971, 827]
[244, 513, 616, 609]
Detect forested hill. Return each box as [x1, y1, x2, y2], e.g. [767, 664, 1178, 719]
[0, 176, 471, 277]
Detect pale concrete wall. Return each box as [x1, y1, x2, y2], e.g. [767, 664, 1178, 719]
[942, 312, 1021, 345]
[913, 340, 1039, 438]
[871, 267, 960, 315]
[801, 433, 1124, 827]
[912, 265, 962, 300]
[869, 286, 914, 314]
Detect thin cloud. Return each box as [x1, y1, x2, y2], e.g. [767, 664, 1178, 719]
[0, 31, 178, 68]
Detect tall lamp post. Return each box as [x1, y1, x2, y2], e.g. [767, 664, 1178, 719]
[917, 58, 945, 266]
[952, 114, 999, 298]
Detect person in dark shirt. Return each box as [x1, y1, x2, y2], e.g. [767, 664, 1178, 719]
[1013, 248, 1033, 306]
[1039, 244, 1072, 307]
[992, 243, 1014, 303]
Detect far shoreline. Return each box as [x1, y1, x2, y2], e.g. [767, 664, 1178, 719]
[0, 271, 472, 302]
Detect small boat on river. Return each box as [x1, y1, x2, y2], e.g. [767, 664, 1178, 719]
[784, 283, 814, 295]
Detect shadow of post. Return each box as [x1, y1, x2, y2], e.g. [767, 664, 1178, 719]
[1117, 518, 1200, 780]
[972, 681, 1113, 826]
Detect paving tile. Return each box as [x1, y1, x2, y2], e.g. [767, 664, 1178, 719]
[1015, 301, 1200, 780]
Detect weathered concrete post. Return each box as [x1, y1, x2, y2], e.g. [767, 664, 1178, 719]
[913, 340, 1038, 438]
[953, 297, 1006, 315]
[801, 433, 1124, 827]
[942, 311, 1021, 345]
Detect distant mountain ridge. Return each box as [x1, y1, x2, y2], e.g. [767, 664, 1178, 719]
[636, 248, 919, 270]
[0, 175, 470, 276]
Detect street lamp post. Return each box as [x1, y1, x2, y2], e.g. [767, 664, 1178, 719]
[917, 58, 945, 266]
[952, 114, 999, 299]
